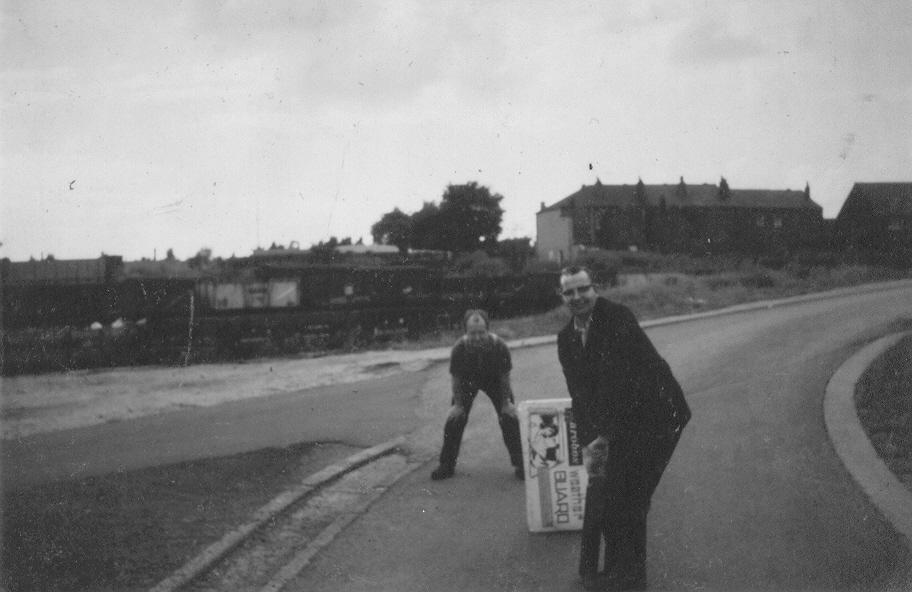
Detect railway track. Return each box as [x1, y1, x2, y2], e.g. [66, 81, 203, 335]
[149, 439, 421, 592]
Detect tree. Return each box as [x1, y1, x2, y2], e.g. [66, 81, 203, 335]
[368, 181, 504, 254]
[630, 178, 648, 247]
[187, 247, 212, 269]
[411, 202, 445, 251]
[718, 176, 731, 202]
[371, 208, 413, 253]
[436, 182, 504, 253]
[493, 237, 534, 273]
[309, 236, 339, 263]
[634, 177, 647, 206]
[675, 176, 688, 202]
[309, 236, 356, 251]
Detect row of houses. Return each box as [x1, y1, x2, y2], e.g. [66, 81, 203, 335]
[535, 178, 912, 263]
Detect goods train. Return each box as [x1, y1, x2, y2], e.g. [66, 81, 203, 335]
[1, 254, 560, 374]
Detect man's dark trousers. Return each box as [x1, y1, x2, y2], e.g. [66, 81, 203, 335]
[578, 434, 678, 582]
[438, 387, 523, 470]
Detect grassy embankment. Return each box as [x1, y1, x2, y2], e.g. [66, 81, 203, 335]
[855, 334, 912, 490]
[3, 259, 910, 591]
[414, 259, 910, 348]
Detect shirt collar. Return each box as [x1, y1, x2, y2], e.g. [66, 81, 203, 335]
[572, 314, 592, 333]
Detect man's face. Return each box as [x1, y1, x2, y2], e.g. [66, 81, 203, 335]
[560, 270, 596, 319]
[465, 314, 489, 348]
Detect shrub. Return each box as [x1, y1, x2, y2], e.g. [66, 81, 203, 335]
[740, 272, 776, 289]
[522, 258, 561, 274]
[575, 249, 621, 273]
[757, 254, 789, 270]
[793, 249, 841, 268]
[706, 275, 737, 290]
[450, 251, 510, 277]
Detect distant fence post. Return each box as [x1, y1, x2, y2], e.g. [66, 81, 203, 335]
[184, 290, 194, 366]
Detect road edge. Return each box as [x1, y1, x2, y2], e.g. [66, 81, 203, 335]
[506, 277, 912, 350]
[823, 331, 912, 547]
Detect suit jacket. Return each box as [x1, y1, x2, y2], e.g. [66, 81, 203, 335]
[557, 297, 691, 450]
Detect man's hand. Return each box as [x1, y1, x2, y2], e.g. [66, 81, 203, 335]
[587, 435, 609, 457]
[583, 436, 609, 475]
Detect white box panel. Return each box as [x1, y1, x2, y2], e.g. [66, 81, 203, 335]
[518, 398, 588, 532]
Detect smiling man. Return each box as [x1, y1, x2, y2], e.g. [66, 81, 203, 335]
[430, 308, 524, 481]
[557, 266, 691, 591]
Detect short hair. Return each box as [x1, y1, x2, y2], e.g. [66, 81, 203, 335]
[560, 265, 592, 280]
[463, 308, 489, 330]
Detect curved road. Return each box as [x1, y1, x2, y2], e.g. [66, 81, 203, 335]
[5, 284, 912, 590]
[289, 284, 912, 591]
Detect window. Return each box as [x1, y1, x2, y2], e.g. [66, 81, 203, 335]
[756, 215, 766, 227]
[773, 217, 783, 229]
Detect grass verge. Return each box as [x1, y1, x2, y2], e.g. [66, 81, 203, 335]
[855, 334, 912, 490]
[421, 264, 910, 346]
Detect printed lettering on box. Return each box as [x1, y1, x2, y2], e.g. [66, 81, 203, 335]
[518, 399, 590, 532]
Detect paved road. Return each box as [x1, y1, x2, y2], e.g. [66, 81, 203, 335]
[2, 369, 439, 489]
[5, 283, 912, 590]
[287, 285, 912, 591]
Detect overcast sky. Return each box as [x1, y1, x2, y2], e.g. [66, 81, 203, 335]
[2, 1, 910, 261]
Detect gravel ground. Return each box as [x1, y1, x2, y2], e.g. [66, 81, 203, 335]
[1, 347, 449, 440]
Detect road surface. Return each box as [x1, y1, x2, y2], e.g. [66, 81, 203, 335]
[288, 284, 912, 591]
[5, 283, 912, 590]
[2, 369, 439, 489]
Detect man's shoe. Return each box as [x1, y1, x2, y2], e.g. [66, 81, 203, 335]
[430, 464, 454, 480]
[514, 466, 525, 480]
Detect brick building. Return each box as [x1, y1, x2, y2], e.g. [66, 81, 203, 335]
[536, 177, 824, 263]
[835, 182, 912, 253]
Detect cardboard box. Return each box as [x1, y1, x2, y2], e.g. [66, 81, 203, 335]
[518, 398, 589, 532]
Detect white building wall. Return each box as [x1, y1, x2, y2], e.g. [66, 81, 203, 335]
[535, 210, 573, 263]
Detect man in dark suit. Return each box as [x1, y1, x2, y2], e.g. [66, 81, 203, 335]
[557, 266, 691, 591]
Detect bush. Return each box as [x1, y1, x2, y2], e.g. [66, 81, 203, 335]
[706, 275, 738, 290]
[451, 251, 510, 277]
[574, 250, 620, 285]
[522, 258, 561, 274]
[793, 249, 841, 268]
[740, 272, 776, 289]
[757, 254, 789, 270]
[575, 249, 620, 272]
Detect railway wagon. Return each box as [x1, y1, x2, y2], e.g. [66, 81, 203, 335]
[2, 256, 560, 374]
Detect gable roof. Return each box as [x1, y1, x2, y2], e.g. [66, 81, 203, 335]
[837, 183, 912, 218]
[541, 180, 821, 213]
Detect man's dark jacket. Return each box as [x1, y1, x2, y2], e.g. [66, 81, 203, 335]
[557, 297, 691, 453]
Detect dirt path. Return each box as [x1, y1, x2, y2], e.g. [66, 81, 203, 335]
[1, 347, 450, 440]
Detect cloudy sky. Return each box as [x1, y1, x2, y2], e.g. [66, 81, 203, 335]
[2, 1, 910, 261]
